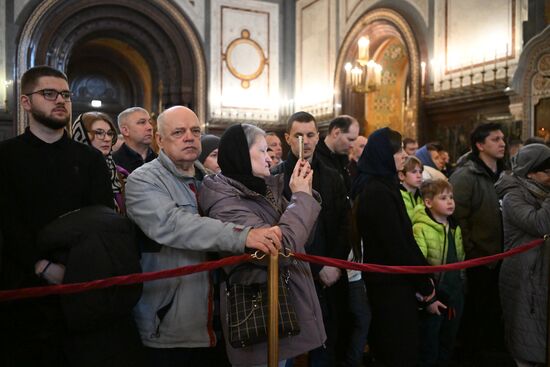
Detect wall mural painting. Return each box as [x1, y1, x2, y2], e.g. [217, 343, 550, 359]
[365, 38, 408, 136]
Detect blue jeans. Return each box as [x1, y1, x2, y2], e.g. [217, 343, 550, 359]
[341, 280, 371, 367]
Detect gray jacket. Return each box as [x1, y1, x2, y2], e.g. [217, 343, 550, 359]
[199, 173, 326, 366]
[125, 150, 250, 348]
[449, 157, 503, 264]
[495, 166, 550, 362]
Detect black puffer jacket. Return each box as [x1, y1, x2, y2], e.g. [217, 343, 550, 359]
[37, 205, 144, 367]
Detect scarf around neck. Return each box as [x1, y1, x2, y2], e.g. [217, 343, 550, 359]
[71, 114, 122, 194]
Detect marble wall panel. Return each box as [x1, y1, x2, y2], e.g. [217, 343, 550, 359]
[433, 0, 526, 88]
[296, 0, 337, 113]
[210, 0, 279, 121]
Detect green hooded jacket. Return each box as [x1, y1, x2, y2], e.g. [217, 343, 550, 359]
[412, 207, 465, 266]
[400, 185, 424, 221]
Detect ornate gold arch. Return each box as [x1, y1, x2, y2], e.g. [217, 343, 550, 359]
[334, 8, 421, 138]
[16, 0, 207, 133]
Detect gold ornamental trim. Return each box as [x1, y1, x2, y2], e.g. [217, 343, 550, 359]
[223, 29, 267, 89]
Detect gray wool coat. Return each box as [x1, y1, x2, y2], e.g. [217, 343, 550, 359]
[199, 173, 326, 366]
[495, 171, 550, 363]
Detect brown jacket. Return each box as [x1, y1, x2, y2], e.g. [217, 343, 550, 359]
[199, 173, 326, 366]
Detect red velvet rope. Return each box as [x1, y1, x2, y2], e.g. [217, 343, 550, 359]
[0, 254, 251, 302]
[294, 238, 545, 273]
[0, 238, 545, 302]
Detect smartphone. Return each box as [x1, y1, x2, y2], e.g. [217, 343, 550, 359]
[298, 135, 304, 160]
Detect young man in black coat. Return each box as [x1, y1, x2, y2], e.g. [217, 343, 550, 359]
[0, 66, 139, 366]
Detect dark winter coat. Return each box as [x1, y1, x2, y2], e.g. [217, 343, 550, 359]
[494, 144, 550, 363]
[315, 139, 352, 194]
[449, 155, 503, 263]
[36, 205, 144, 367]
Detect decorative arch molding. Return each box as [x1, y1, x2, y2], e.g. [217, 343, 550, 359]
[511, 25, 550, 138]
[334, 8, 421, 138]
[16, 0, 206, 134]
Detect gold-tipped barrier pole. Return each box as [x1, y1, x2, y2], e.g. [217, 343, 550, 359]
[268, 251, 279, 366]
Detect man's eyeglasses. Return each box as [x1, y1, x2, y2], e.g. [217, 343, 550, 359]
[89, 129, 116, 140]
[25, 89, 73, 102]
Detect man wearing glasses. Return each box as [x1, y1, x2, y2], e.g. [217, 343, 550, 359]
[0, 66, 114, 365]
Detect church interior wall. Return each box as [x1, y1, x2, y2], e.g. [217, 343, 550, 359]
[0, 0, 548, 148]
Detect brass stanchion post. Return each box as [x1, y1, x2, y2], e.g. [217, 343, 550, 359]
[268, 252, 279, 366]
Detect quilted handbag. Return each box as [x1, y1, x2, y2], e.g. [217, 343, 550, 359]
[225, 264, 300, 348]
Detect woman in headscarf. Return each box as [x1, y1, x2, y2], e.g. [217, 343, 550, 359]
[351, 127, 436, 367]
[199, 123, 325, 367]
[495, 143, 550, 367]
[71, 112, 128, 214]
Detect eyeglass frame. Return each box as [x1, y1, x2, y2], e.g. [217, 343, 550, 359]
[25, 89, 73, 102]
[88, 128, 118, 144]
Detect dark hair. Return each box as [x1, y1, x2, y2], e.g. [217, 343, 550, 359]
[426, 142, 444, 152]
[387, 128, 403, 154]
[420, 179, 453, 200]
[265, 131, 279, 137]
[508, 138, 523, 147]
[21, 65, 68, 94]
[470, 122, 502, 155]
[403, 137, 417, 147]
[328, 115, 357, 133]
[286, 111, 317, 133]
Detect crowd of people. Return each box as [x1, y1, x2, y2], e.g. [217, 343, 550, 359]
[0, 65, 549, 367]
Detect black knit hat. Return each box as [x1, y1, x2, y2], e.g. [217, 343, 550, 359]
[198, 134, 220, 163]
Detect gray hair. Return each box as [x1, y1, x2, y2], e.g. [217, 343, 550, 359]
[242, 123, 265, 147]
[117, 107, 149, 130]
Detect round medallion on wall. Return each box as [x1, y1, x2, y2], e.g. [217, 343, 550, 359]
[223, 29, 267, 89]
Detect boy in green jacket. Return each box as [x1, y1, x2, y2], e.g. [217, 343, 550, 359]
[399, 156, 424, 220]
[412, 179, 465, 367]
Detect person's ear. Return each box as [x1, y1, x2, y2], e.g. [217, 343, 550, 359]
[424, 198, 433, 208]
[398, 171, 405, 181]
[20, 95, 31, 111]
[475, 141, 485, 153]
[284, 132, 291, 146]
[120, 124, 130, 137]
[156, 132, 163, 148]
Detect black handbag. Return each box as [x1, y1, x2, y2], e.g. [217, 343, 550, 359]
[225, 264, 300, 348]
